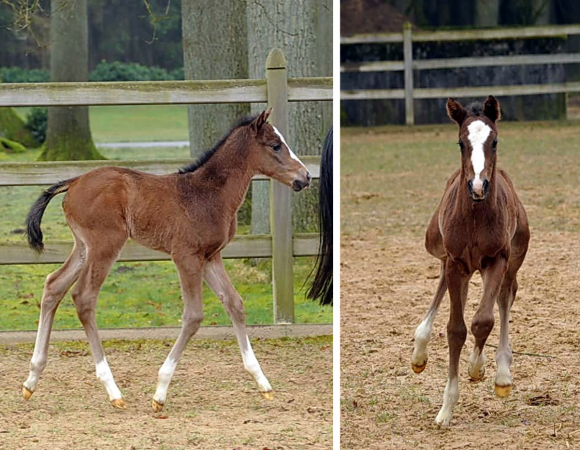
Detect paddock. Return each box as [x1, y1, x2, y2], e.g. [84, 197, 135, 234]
[0, 334, 332, 449]
[0, 48, 333, 449]
[341, 120, 580, 448]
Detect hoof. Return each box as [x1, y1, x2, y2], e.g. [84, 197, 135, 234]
[110, 398, 127, 409]
[469, 366, 485, 381]
[434, 410, 452, 427]
[22, 385, 33, 401]
[412, 362, 427, 374]
[494, 384, 512, 398]
[260, 391, 274, 401]
[151, 399, 164, 412]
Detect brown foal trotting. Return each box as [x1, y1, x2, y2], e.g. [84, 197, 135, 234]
[411, 96, 530, 426]
[22, 109, 311, 411]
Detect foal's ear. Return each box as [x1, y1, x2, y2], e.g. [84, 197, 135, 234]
[483, 95, 501, 122]
[446, 98, 467, 126]
[252, 108, 273, 132]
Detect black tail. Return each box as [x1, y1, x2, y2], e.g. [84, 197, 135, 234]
[26, 178, 76, 253]
[308, 127, 333, 306]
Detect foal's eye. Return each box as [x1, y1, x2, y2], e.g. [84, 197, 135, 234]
[492, 138, 498, 149]
[271, 144, 281, 152]
[458, 141, 465, 152]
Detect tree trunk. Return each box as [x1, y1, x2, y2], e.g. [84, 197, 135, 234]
[531, 0, 551, 25]
[181, 0, 249, 157]
[475, 0, 500, 27]
[247, 0, 333, 234]
[38, 0, 103, 161]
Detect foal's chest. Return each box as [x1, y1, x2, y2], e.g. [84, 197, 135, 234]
[442, 216, 512, 271]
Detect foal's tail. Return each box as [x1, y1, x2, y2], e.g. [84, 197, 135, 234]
[26, 178, 77, 253]
[308, 127, 333, 306]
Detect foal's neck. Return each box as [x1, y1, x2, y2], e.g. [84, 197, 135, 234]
[190, 128, 255, 214]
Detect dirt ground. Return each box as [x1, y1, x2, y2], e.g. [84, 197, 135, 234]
[340, 123, 580, 449]
[0, 336, 332, 450]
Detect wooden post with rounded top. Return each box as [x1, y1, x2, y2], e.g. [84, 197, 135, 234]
[403, 21, 415, 125]
[266, 48, 294, 324]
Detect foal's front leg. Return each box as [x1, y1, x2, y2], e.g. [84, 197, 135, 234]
[412, 260, 447, 373]
[435, 260, 470, 426]
[204, 255, 273, 399]
[152, 254, 204, 412]
[467, 258, 507, 383]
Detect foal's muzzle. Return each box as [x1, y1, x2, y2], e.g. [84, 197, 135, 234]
[468, 178, 489, 201]
[292, 170, 311, 192]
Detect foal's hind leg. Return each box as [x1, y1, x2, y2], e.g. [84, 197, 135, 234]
[71, 238, 126, 408]
[494, 252, 525, 397]
[204, 255, 273, 399]
[412, 260, 447, 373]
[23, 239, 85, 400]
[152, 254, 204, 412]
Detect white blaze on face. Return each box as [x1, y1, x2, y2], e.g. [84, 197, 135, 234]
[466, 120, 492, 190]
[272, 126, 307, 169]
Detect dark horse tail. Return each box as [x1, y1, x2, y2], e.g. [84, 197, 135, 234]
[308, 127, 333, 306]
[26, 178, 77, 253]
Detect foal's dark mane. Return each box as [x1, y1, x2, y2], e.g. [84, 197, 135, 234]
[178, 114, 258, 174]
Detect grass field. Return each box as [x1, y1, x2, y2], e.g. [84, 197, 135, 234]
[15, 105, 190, 143]
[341, 120, 580, 448]
[0, 107, 331, 330]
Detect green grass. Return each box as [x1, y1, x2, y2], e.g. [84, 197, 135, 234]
[341, 120, 580, 237]
[0, 108, 331, 330]
[16, 105, 190, 143]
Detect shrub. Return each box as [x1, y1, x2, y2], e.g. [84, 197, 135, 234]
[1, 63, 185, 84]
[25, 107, 48, 145]
[89, 61, 179, 82]
[0, 67, 49, 83]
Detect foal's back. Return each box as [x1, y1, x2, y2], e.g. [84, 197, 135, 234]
[63, 167, 228, 255]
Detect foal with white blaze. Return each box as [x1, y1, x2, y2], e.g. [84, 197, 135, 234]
[22, 109, 311, 411]
[411, 96, 530, 426]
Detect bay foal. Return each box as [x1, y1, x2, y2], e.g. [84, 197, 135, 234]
[411, 96, 530, 426]
[22, 109, 311, 411]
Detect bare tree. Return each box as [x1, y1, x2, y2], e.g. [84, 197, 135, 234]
[475, 0, 499, 26]
[38, 0, 103, 161]
[181, 0, 249, 157]
[247, 0, 333, 234]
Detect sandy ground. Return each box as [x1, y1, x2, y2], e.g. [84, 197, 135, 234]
[340, 123, 580, 449]
[0, 336, 332, 450]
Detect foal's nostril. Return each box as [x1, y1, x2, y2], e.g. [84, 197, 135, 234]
[467, 180, 473, 194]
[483, 179, 489, 194]
[306, 171, 312, 184]
[292, 179, 306, 192]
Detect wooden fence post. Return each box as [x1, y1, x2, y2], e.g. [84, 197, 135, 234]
[266, 48, 294, 324]
[403, 22, 414, 125]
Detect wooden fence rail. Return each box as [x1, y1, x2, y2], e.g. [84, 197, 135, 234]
[0, 48, 332, 325]
[340, 24, 580, 125]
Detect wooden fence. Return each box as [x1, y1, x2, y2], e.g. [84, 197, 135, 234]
[341, 24, 580, 125]
[0, 48, 333, 325]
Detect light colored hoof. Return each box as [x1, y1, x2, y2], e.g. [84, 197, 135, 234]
[110, 398, 127, 409]
[260, 391, 274, 401]
[412, 362, 427, 374]
[469, 365, 485, 381]
[434, 410, 452, 427]
[22, 385, 33, 401]
[151, 399, 164, 412]
[494, 384, 512, 398]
